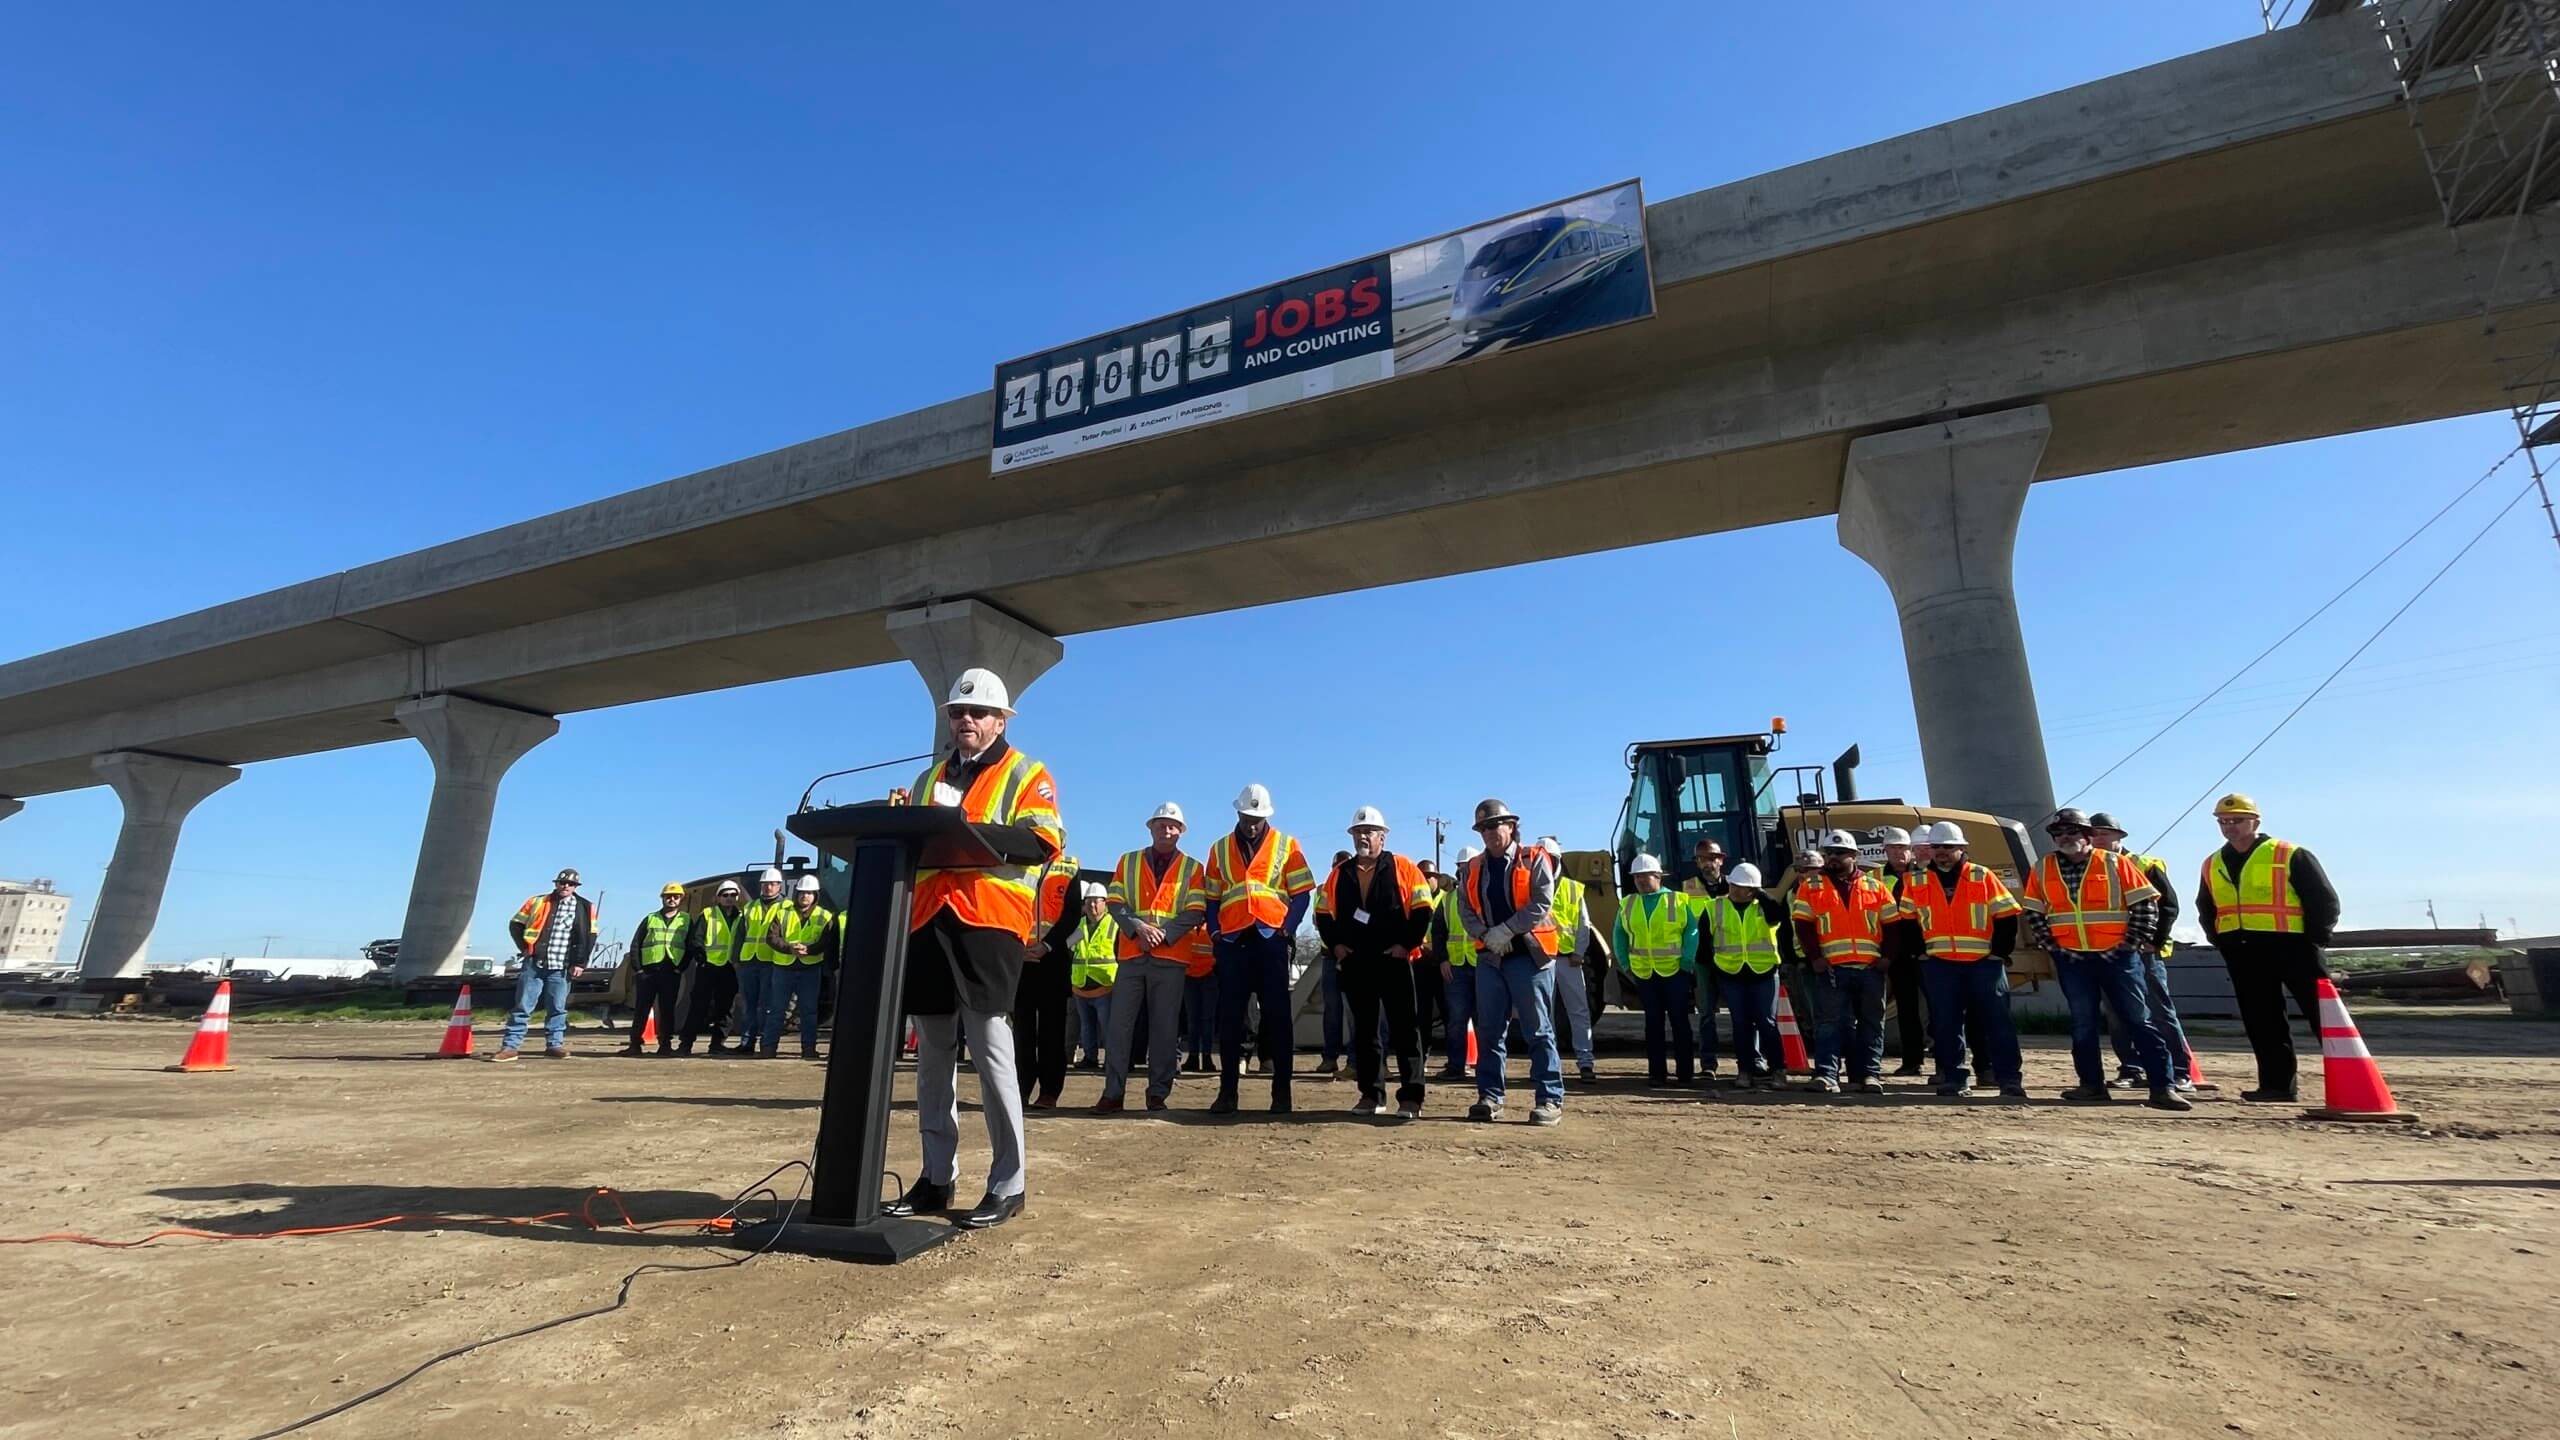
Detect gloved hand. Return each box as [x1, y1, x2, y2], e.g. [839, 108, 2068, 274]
[1480, 923, 1513, 955]
[931, 781, 963, 807]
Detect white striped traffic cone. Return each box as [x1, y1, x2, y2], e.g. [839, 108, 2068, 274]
[2303, 977, 2415, 1123]
[1774, 985, 1810, 1074]
[169, 981, 236, 1073]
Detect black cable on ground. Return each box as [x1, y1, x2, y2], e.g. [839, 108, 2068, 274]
[237, 1159, 813, 1440]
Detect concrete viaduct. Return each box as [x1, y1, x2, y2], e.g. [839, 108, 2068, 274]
[1, 15, 2541, 980]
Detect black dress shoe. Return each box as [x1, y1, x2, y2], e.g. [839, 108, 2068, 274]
[880, 1178, 953, 1217]
[959, 1191, 1025, 1229]
[1208, 1089, 1238, 1115]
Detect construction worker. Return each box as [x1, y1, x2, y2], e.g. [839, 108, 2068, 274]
[1700, 861, 1793, 1087]
[1066, 883, 1118, 1070]
[1681, 838, 1729, 1084]
[1790, 831, 1897, 1094]
[1314, 808, 1436, 1119]
[761, 873, 837, 1060]
[1870, 826, 1931, 1077]
[1433, 844, 1483, 1079]
[1540, 835, 1599, 1084]
[678, 878, 746, 1055]
[2022, 808, 2188, 1112]
[1181, 919, 1218, 1073]
[1201, 783, 1316, 1115]
[2193, 793, 2341, 1103]
[1897, 822, 2028, 1099]
[1015, 849, 1083, 1109]
[1314, 848, 1353, 1077]
[495, 867, 594, 1061]
[622, 883, 690, 1057]
[2089, 811, 2196, 1095]
[1098, 802, 1204, 1113]
[879, 666, 1062, 1232]
[1411, 862, 1448, 1058]
[736, 867, 790, 1060]
[1614, 853, 1700, 1087]
[1456, 798, 1565, 1125]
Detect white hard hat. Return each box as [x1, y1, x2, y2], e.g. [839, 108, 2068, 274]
[716, 880, 742, 896]
[1456, 845, 1482, 864]
[1628, 852, 1664, 876]
[1080, 881, 1107, 900]
[1148, 801, 1186, 826]
[758, 867, 784, 885]
[1728, 862, 1763, 888]
[1820, 829, 1860, 852]
[1931, 820, 1970, 847]
[944, 667, 1015, 715]
[1798, 852, 1823, 870]
[1539, 835, 1565, 855]
[1875, 826, 1912, 846]
[1233, 783, 1275, 818]
[793, 874, 820, 893]
[1348, 805, 1388, 832]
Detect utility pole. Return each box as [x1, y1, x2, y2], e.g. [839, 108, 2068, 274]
[2425, 899, 2439, 929]
[258, 934, 281, 958]
[1425, 814, 1448, 871]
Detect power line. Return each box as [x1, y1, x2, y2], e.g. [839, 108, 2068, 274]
[2061, 443, 2521, 806]
[2142, 475, 2542, 853]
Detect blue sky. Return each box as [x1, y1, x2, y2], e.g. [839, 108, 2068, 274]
[5, 1, 2556, 962]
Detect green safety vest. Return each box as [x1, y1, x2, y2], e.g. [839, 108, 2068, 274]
[1551, 876, 1585, 958]
[1705, 894, 1781, 975]
[1439, 888, 1479, 967]
[635, 910, 688, 966]
[1069, 914, 1120, 989]
[1620, 889, 1691, 979]
[2131, 852, 2175, 957]
[695, 907, 739, 967]
[770, 904, 834, 967]
[740, 897, 790, 964]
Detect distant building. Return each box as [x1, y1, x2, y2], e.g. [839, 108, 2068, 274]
[0, 879, 73, 969]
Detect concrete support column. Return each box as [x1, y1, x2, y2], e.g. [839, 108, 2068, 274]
[1838, 405, 2059, 836]
[81, 752, 241, 981]
[392, 695, 559, 980]
[886, 599, 1064, 756]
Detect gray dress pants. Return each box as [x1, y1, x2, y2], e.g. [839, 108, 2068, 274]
[1103, 956, 1189, 1102]
[914, 1008, 1027, 1199]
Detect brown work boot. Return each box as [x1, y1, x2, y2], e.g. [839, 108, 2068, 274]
[490, 1048, 521, 1063]
[1093, 1095, 1124, 1114]
[545, 1044, 569, 1059]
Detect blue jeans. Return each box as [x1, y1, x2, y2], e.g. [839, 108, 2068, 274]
[2107, 951, 2192, 1081]
[1633, 971, 1696, 1081]
[1442, 962, 1478, 1069]
[1475, 952, 1563, 1107]
[1718, 968, 1781, 1077]
[1690, 967, 1721, 1072]
[1823, 964, 1888, 1080]
[1215, 929, 1295, 1098]
[760, 965, 822, 1052]
[1183, 971, 1218, 1057]
[2054, 947, 2172, 1090]
[1318, 950, 1347, 1062]
[501, 966, 571, 1050]
[736, 961, 773, 1047]
[1921, 958, 2021, 1088]
[1076, 993, 1111, 1058]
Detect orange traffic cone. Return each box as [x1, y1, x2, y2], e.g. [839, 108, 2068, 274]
[639, 1010, 660, 1048]
[1774, 985, 1811, 1074]
[434, 985, 475, 1058]
[2183, 1045, 2220, 1094]
[1466, 1022, 1479, 1067]
[2304, 977, 2415, 1123]
[169, 981, 236, 1073]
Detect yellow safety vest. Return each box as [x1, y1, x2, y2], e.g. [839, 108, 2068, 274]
[1619, 890, 1692, 979]
[1551, 876, 1585, 959]
[1704, 894, 1781, 975]
[2203, 839, 2304, 935]
[2133, 853, 2174, 957]
[1068, 914, 1120, 990]
[1438, 888, 1479, 967]
[741, 897, 791, 964]
[770, 904, 835, 967]
[695, 907, 739, 967]
[635, 910, 688, 966]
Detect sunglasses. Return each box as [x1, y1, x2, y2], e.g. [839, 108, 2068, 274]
[947, 706, 1003, 721]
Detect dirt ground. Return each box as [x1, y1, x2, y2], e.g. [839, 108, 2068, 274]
[2, 1007, 2555, 1440]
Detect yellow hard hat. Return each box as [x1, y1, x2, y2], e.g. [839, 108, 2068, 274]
[660, 881, 687, 897]
[2211, 793, 2259, 818]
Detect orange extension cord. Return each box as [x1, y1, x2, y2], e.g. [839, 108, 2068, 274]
[0, 1186, 734, 1248]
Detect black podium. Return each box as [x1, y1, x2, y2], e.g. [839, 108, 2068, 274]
[729, 802, 1046, 1263]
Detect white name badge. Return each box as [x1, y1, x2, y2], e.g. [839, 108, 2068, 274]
[1352, 908, 1371, 925]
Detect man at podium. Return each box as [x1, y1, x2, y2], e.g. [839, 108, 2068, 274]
[880, 666, 1064, 1230]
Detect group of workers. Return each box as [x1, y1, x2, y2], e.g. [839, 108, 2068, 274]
[489, 662, 2346, 1225]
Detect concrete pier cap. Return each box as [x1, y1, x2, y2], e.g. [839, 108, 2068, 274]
[392, 694, 559, 980]
[886, 599, 1064, 757]
[1838, 404, 2060, 841]
[81, 751, 242, 981]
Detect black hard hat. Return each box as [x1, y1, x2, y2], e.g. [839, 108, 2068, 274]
[2084, 811, 2128, 836]
[2045, 808, 2093, 834]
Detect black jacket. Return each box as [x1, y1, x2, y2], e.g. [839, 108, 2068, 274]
[508, 892, 595, 967]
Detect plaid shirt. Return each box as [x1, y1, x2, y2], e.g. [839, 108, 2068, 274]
[533, 896, 579, 972]
[2023, 851, 2159, 955]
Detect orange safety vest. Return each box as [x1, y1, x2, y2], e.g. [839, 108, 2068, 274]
[1456, 849, 1561, 957]
[1314, 853, 1433, 939]
[2022, 850, 2156, 952]
[906, 746, 1064, 939]
[1897, 863, 2021, 962]
[1204, 827, 1315, 936]
[1109, 847, 1206, 962]
[512, 893, 582, 952]
[1032, 855, 1082, 931]
[1790, 871, 1897, 965]
[1183, 919, 1216, 977]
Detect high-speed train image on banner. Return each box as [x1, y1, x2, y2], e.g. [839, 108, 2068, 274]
[1448, 213, 1644, 344]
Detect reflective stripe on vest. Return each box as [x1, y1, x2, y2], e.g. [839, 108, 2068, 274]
[2024, 852, 2153, 951]
[1791, 873, 1895, 964]
[1069, 914, 1120, 989]
[1459, 852, 1560, 957]
[1110, 848, 1203, 960]
[1621, 890, 1690, 979]
[1034, 856, 1082, 930]
[1899, 864, 2019, 962]
[1551, 877, 1585, 956]
[909, 748, 1059, 938]
[2202, 839, 2303, 935]
[2133, 853, 2174, 956]
[740, 898, 791, 964]
[1208, 829, 1308, 935]
[696, 907, 739, 967]
[1705, 895, 1780, 974]
[636, 910, 689, 966]
[771, 905, 834, 967]
[1439, 888, 1480, 966]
